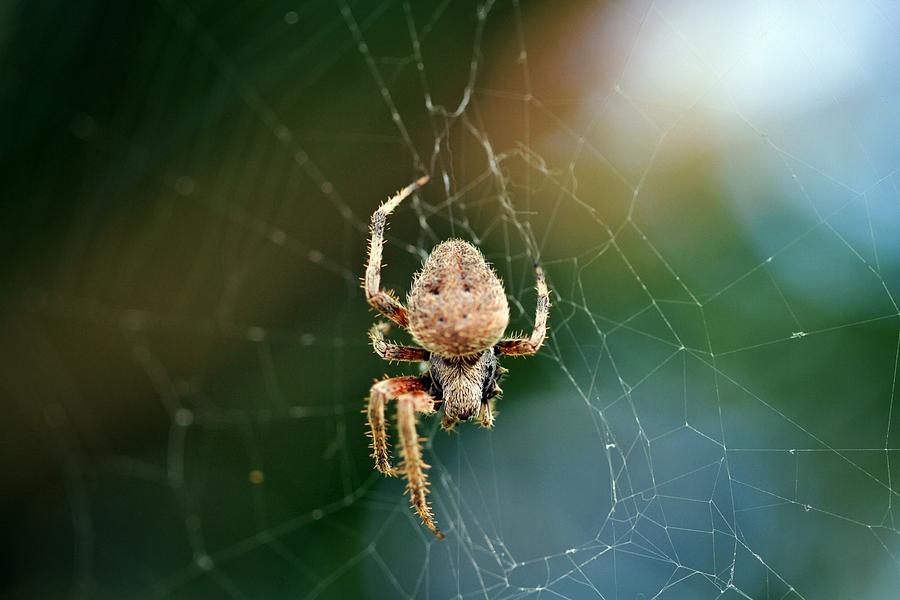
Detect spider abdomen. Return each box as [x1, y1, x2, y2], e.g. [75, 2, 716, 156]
[407, 239, 509, 357]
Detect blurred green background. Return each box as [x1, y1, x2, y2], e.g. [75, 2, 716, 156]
[2, 1, 899, 598]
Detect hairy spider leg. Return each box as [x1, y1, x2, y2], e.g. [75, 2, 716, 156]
[366, 376, 444, 539]
[364, 176, 430, 327]
[396, 389, 444, 540]
[369, 322, 430, 362]
[497, 262, 550, 356]
[366, 376, 420, 475]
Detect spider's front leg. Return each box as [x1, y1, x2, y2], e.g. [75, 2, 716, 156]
[366, 375, 444, 539]
[367, 376, 419, 476]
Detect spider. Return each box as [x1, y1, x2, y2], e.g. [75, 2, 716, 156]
[363, 175, 549, 539]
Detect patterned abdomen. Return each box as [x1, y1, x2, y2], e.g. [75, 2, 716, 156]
[407, 240, 509, 357]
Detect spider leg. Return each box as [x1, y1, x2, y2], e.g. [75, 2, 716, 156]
[364, 176, 430, 327]
[441, 413, 460, 431]
[366, 376, 444, 540]
[396, 391, 444, 539]
[476, 399, 495, 429]
[477, 385, 502, 429]
[496, 262, 550, 356]
[369, 322, 430, 362]
[367, 376, 420, 476]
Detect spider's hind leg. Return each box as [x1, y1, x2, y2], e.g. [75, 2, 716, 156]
[496, 262, 550, 356]
[363, 177, 429, 327]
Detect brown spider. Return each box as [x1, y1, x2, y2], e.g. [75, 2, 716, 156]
[363, 175, 550, 539]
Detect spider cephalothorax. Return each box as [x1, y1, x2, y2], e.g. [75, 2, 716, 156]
[363, 176, 549, 539]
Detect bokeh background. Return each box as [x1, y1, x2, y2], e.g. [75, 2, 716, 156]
[3, 1, 900, 598]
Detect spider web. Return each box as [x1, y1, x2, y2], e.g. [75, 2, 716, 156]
[4, 1, 900, 598]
